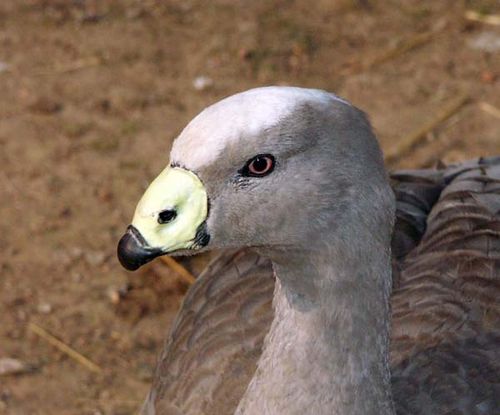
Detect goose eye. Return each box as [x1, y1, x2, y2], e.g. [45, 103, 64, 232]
[241, 154, 275, 177]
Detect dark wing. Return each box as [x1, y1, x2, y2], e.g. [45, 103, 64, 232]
[391, 157, 500, 415]
[390, 166, 447, 288]
[142, 161, 484, 415]
[141, 250, 274, 415]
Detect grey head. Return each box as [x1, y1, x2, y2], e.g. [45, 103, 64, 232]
[117, 86, 394, 269]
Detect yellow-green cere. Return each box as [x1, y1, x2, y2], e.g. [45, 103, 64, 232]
[131, 166, 208, 252]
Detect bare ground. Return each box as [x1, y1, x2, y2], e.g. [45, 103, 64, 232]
[0, 1, 499, 414]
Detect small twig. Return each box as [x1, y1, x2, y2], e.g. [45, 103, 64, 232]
[28, 323, 103, 374]
[32, 57, 102, 76]
[77, 397, 142, 405]
[342, 30, 437, 75]
[385, 92, 469, 165]
[479, 102, 500, 120]
[366, 31, 435, 70]
[465, 10, 500, 26]
[159, 256, 196, 285]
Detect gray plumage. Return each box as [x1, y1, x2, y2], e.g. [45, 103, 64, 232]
[131, 88, 500, 415]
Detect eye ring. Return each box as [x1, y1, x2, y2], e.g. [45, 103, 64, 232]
[240, 154, 275, 177]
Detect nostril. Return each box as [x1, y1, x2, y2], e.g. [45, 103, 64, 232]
[158, 209, 177, 224]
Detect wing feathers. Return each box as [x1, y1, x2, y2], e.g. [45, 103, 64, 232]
[392, 157, 500, 415]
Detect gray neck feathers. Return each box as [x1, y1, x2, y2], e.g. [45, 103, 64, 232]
[236, 187, 396, 415]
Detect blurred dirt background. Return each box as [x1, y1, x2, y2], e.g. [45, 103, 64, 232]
[0, 0, 499, 414]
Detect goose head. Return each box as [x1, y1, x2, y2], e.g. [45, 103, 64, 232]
[117, 86, 393, 271]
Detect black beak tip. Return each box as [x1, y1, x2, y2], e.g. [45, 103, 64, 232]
[117, 226, 162, 271]
[117, 232, 141, 271]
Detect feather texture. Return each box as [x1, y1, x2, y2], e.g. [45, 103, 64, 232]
[142, 250, 273, 415]
[391, 157, 500, 415]
[142, 157, 500, 415]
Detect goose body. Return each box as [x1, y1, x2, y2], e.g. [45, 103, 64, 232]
[117, 87, 500, 415]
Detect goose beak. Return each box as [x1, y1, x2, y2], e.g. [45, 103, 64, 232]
[117, 225, 163, 271]
[117, 166, 209, 271]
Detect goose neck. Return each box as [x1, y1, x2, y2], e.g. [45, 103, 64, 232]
[237, 238, 395, 415]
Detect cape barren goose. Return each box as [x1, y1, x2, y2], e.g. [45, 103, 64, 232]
[117, 87, 500, 415]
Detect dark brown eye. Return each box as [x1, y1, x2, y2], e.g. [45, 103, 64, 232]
[241, 154, 275, 177]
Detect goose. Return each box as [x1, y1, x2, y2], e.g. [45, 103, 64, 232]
[117, 87, 500, 415]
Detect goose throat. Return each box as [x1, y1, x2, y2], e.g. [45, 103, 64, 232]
[237, 228, 396, 415]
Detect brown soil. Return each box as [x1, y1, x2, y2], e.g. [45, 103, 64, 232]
[1, 1, 499, 414]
